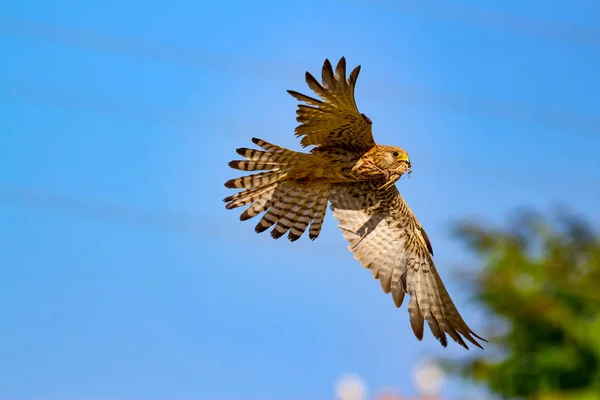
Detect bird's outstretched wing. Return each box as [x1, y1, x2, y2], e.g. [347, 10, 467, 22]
[287, 57, 376, 153]
[329, 181, 486, 349]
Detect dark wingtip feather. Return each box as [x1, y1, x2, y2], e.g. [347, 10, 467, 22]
[270, 229, 284, 239]
[392, 291, 406, 308]
[472, 332, 489, 343]
[464, 331, 487, 350]
[410, 314, 425, 340]
[251, 137, 261, 145]
[255, 224, 268, 234]
[321, 58, 335, 89]
[348, 65, 361, 85]
[235, 148, 249, 157]
[455, 337, 469, 350]
[427, 316, 448, 348]
[239, 212, 252, 221]
[469, 341, 483, 350]
[470, 337, 486, 350]
[459, 332, 486, 350]
[446, 327, 468, 349]
[305, 72, 320, 86]
[288, 90, 323, 105]
[336, 56, 346, 70]
[224, 179, 237, 188]
[435, 329, 449, 348]
[224, 202, 237, 210]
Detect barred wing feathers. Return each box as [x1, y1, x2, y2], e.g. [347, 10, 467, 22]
[224, 138, 330, 241]
[329, 182, 486, 349]
[287, 57, 376, 153]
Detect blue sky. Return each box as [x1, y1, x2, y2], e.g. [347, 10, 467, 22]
[1, 1, 599, 399]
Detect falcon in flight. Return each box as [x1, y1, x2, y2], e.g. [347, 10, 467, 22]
[224, 57, 486, 349]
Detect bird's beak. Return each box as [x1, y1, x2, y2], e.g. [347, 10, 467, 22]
[405, 159, 412, 178]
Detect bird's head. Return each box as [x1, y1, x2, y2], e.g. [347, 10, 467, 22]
[377, 145, 412, 176]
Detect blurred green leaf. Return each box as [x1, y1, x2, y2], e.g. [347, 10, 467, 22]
[443, 210, 600, 399]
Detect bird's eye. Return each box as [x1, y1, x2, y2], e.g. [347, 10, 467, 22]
[393, 151, 399, 157]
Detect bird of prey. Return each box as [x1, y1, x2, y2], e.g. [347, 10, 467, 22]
[224, 57, 486, 349]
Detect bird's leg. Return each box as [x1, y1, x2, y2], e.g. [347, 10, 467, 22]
[378, 173, 401, 190]
[356, 160, 399, 190]
[373, 165, 390, 179]
[352, 159, 389, 179]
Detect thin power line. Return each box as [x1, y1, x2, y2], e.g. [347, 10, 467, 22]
[2, 79, 600, 202]
[0, 16, 293, 81]
[4, 79, 600, 153]
[0, 185, 214, 236]
[0, 185, 355, 262]
[1, 81, 189, 128]
[1, 170, 598, 238]
[370, 82, 600, 135]
[4, 76, 600, 137]
[2, 78, 600, 197]
[2, 17, 598, 135]
[2, 80, 599, 198]
[0, 186, 349, 252]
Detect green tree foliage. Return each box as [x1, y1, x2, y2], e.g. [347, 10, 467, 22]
[447, 210, 600, 399]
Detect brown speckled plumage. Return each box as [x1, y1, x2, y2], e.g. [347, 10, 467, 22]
[224, 58, 486, 349]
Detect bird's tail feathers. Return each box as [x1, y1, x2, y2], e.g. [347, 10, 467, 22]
[224, 137, 330, 241]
